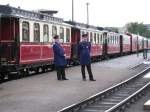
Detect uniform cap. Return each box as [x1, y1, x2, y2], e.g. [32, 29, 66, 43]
[53, 35, 59, 39]
[82, 34, 88, 38]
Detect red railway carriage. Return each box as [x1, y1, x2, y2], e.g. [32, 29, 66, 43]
[121, 34, 131, 53]
[126, 33, 138, 53]
[148, 39, 150, 49]
[20, 20, 71, 65]
[102, 32, 130, 57]
[0, 5, 71, 79]
[106, 32, 120, 55]
[143, 37, 148, 49]
[138, 36, 144, 51]
[126, 33, 149, 53]
[87, 28, 103, 58]
[66, 21, 103, 62]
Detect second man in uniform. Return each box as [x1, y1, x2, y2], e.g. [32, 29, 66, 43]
[78, 34, 96, 81]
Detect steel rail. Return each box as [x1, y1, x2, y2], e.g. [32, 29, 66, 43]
[105, 82, 150, 112]
[58, 67, 150, 112]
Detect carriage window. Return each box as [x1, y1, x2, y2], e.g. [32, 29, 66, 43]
[112, 35, 115, 44]
[114, 36, 116, 44]
[111, 36, 113, 44]
[117, 36, 119, 44]
[43, 24, 49, 42]
[34, 23, 40, 42]
[82, 31, 84, 36]
[100, 35, 103, 44]
[66, 28, 70, 42]
[108, 35, 111, 44]
[87, 32, 89, 41]
[22, 21, 29, 42]
[90, 32, 93, 43]
[107, 35, 110, 43]
[52, 26, 57, 37]
[110, 36, 111, 44]
[94, 33, 96, 44]
[97, 34, 99, 43]
[60, 27, 64, 42]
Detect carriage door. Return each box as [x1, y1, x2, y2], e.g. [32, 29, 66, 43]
[0, 17, 19, 64]
[130, 35, 132, 53]
[71, 28, 80, 59]
[120, 35, 123, 54]
[102, 32, 108, 56]
[146, 40, 148, 49]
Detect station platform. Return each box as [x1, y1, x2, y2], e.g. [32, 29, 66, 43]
[0, 53, 149, 112]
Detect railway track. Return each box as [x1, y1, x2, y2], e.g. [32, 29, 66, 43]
[58, 67, 150, 112]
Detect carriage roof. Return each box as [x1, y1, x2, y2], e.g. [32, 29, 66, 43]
[0, 5, 63, 24]
[65, 21, 104, 32]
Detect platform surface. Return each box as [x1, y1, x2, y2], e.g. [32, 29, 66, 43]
[0, 54, 149, 112]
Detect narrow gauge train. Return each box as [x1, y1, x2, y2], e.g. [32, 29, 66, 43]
[0, 5, 72, 80]
[0, 5, 149, 81]
[65, 21, 143, 60]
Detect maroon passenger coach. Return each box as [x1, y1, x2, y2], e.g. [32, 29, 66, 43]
[0, 5, 71, 79]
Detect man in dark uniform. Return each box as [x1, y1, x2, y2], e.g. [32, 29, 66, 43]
[78, 34, 96, 81]
[53, 35, 68, 80]
[143, 48, 148, 59]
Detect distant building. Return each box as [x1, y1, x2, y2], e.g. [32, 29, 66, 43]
[103, 27, 126, 33]
[144, 24, 150, 30]
[118, 27, 128, 33]
[37, 9, 58, 16]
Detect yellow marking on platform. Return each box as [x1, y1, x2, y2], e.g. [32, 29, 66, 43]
[144, 99, 150, 110]
[143, 73, 150, 78]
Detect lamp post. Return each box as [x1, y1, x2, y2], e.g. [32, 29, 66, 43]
[72, 0, 74, 22]
[86, 2, 89, 25]
[137, 34, 139, 57]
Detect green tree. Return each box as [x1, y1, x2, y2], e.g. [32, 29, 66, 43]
[125, 22, 150, 38]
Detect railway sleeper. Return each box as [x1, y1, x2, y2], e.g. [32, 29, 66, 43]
[88, 104, 112, 110]
[102, 98, 122, 103]
[81, 110, 105, 112]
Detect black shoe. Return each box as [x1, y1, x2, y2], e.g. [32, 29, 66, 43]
[90, 79, 96, 81]
[62, 78, 69, 80]
[83, 78, 86, 81]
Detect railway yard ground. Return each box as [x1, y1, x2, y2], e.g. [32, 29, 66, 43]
[0, 53, 150, 112]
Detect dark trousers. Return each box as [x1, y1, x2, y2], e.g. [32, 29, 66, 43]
[56, 66, 67, 80]
[81, 65, 94, 80]
[143, 49, 147, 59]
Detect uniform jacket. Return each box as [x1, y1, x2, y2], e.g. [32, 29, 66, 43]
[53, 42, 66, 67]
[78, 41, 91, 65]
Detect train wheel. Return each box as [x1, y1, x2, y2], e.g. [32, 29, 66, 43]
[42, 67, 46, 73]
[20, 69, 27, 77]
[0, 73, 5, 83]
[51, 65, 55, 71]
[7, 73, 14, 80]
[16, 71, 22, 79]
[35, 68, 39, 74]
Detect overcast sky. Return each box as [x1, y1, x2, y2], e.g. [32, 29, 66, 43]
[1, 0, 150, 27]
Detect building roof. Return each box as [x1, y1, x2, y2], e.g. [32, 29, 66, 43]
[38, 9, 58, 16]
[65, 21, 103, 31]
[144, 24, 150, 29]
